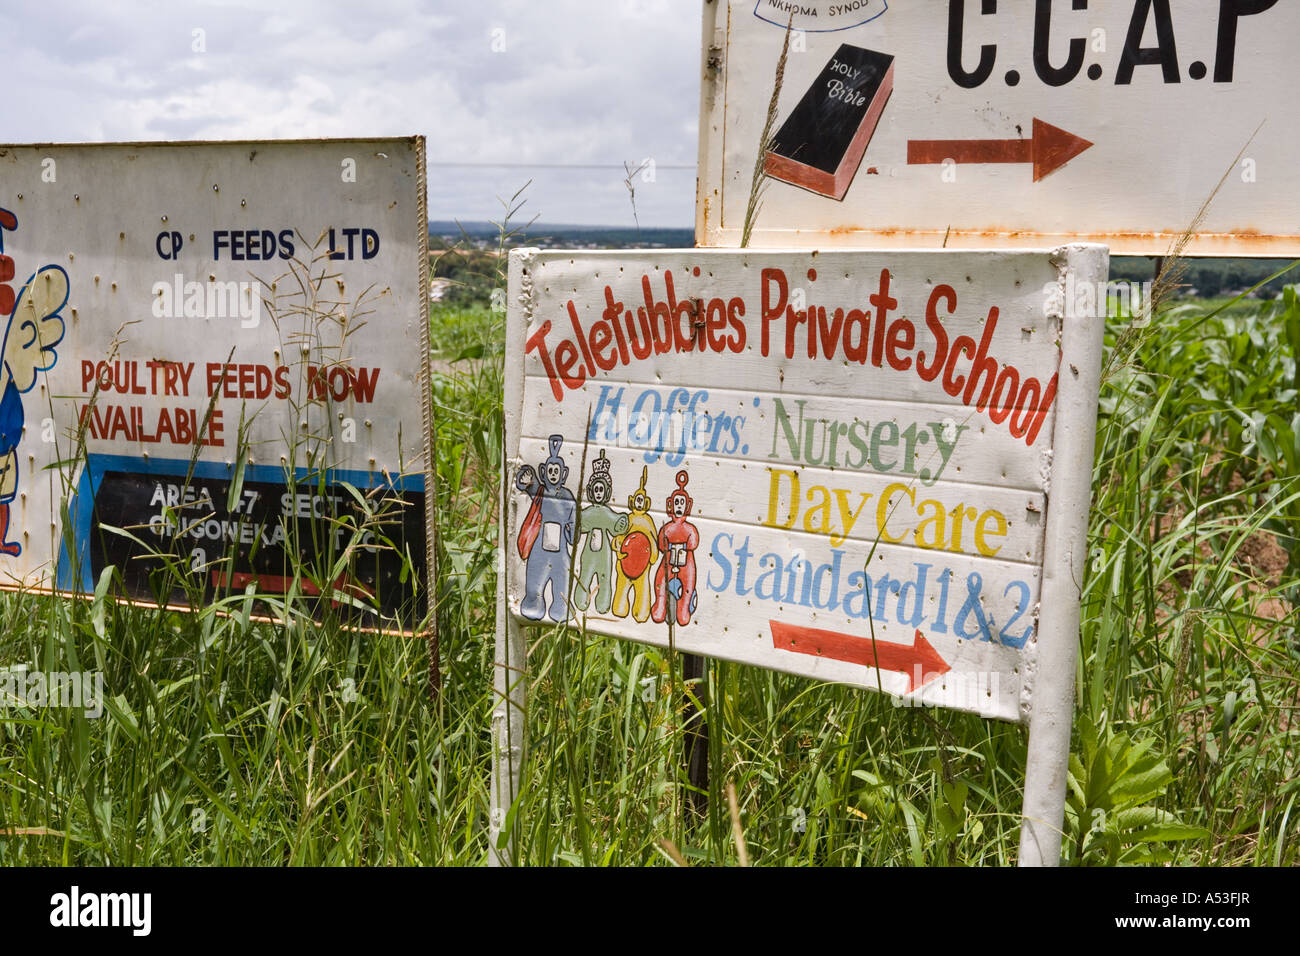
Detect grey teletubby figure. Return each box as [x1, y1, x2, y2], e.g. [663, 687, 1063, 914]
[515, 434, 576, 621]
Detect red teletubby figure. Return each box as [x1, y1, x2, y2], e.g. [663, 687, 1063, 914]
[651, 470, 700, 627]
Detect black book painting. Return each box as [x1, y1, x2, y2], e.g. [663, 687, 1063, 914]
[765, 44, 895, 201]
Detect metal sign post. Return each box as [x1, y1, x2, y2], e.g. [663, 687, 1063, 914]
[1018, 260, 1105, 866]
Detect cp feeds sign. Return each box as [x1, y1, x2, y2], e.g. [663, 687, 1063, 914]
[505, 246, 1106, 722]
[0, 139, 430, 630]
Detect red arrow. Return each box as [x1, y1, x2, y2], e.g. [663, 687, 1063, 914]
[770, 621, 950, 692]
[212, 570, 375, 605]
[907, 117, 1093, 181]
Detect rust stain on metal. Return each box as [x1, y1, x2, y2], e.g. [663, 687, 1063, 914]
[706, 45, 723, 75]
[751, 223, 1295, 256]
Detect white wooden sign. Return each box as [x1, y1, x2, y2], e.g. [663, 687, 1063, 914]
[0, 139, 431, 630]
[501, 246, 1105, 723]
[697, 0, 1299, 256]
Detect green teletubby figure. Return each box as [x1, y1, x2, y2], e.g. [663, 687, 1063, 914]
[573, 450, 629, 614]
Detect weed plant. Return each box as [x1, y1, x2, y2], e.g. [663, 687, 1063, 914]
[1, 258, 1296, 865]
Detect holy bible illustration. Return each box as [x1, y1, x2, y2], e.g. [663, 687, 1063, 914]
[765, 44, 895, 201]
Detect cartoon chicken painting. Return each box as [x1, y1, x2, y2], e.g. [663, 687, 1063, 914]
[0, 208, 70, 558]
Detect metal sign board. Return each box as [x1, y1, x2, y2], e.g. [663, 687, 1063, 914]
[502, 245, 1105, 723]
[697, 0, 1299, 255]
[0, 138, 430, 631]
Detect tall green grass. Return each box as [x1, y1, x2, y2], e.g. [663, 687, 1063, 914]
[1, 284, 1296, 866]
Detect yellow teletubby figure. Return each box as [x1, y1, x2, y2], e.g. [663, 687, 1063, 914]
[611, 466, 658, 623]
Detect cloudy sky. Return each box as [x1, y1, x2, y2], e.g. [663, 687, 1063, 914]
[2, 0, 701, 227]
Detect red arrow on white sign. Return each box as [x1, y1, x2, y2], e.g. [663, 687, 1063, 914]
[907, 117, 1093, 182]
[769, 621, 951, 692]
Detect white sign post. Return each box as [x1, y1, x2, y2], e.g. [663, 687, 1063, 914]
[698, 0, 1299, 255]
[0, 139, 432, 632]
[494, 245, 1106, 864]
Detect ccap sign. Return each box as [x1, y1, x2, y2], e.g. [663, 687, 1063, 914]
[697, 0, 1299, 255]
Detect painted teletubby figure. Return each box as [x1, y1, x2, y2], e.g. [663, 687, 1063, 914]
[0, 208, 69, 558]
[651, 469, 700, 627]
[573, 450, 629, 615]
[514, 434, 576, 621]
[611, 466, 658, 623]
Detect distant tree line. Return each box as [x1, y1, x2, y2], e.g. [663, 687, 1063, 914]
[429, 239, 501, 306]
[1111, 256, 1298, 299]
[428, 232, 1299, 309]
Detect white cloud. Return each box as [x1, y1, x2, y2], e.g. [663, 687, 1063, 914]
[1, 0, 701, 225]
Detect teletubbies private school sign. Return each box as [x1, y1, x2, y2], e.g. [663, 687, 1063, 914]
[504, 247, 1106, 721]
[0, 139, 431, 631]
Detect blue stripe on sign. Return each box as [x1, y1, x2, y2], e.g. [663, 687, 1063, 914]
[56, 454, 425, 592]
